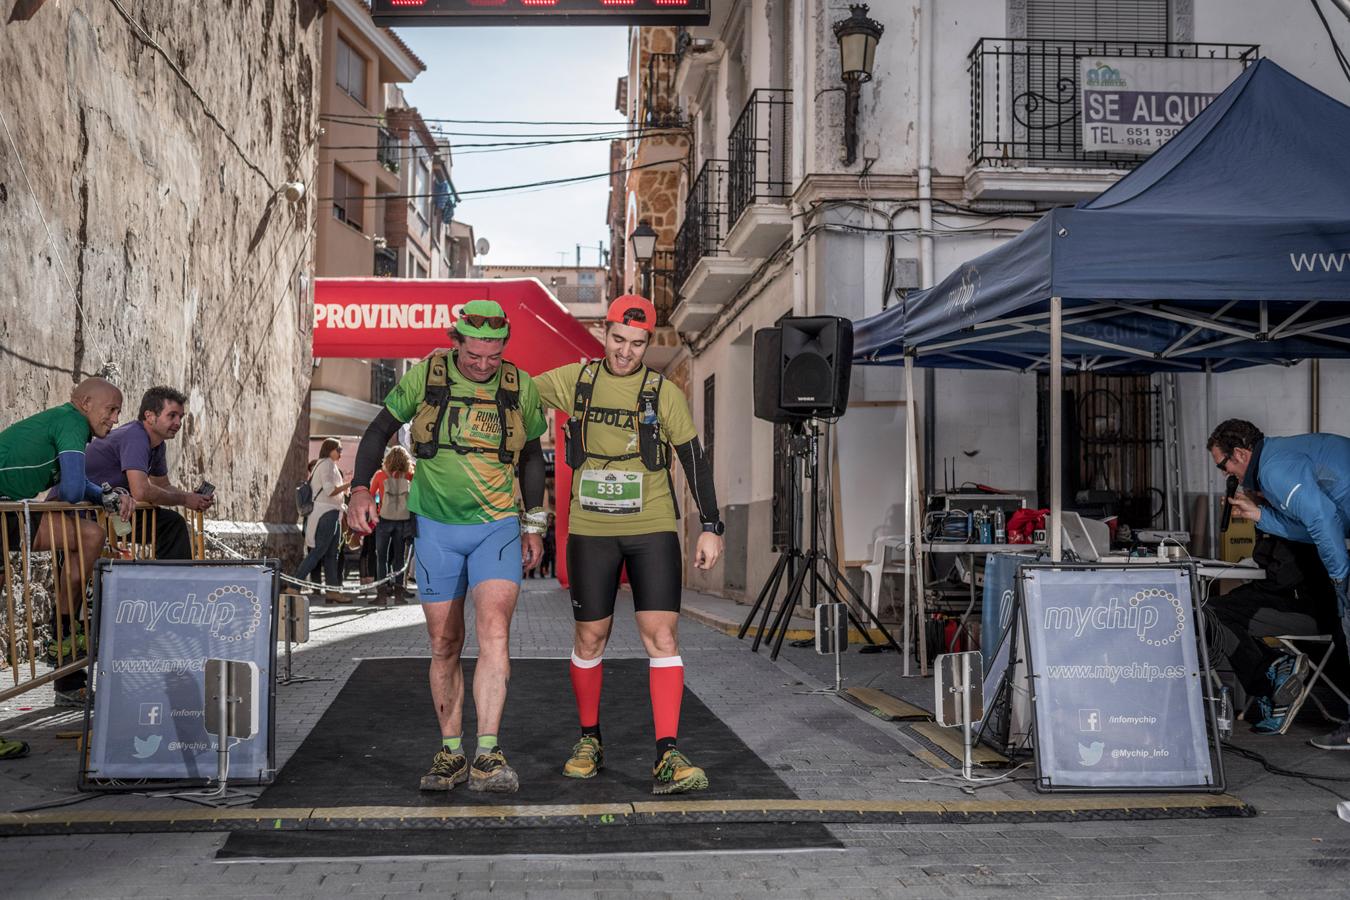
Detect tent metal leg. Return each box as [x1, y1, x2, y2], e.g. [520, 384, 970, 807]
[1050, 296, 1063, 563]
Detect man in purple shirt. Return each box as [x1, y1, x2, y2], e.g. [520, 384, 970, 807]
[86, 386, 213, 559]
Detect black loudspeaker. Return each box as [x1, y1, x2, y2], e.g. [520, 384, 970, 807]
[753, 327, 807, 423]
[778, 316, 853, 417]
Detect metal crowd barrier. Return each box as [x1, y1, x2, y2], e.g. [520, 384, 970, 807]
[0, 500, 206, 702]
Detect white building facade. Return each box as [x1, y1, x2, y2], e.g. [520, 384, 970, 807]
[618, 1, 1350, 601]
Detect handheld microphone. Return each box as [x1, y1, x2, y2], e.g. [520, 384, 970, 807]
[1219, 475, 1238, 533]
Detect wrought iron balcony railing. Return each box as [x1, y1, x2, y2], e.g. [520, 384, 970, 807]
[727, 89, 792, 227]
[376, 127, 400, 173]
[643, 52, 684, 129]
[674, 159, 729, 292]
[968, 39, 1259, 169]
[649, 249, 676, 326]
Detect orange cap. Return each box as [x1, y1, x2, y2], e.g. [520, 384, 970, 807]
[605, 295, 657, 332]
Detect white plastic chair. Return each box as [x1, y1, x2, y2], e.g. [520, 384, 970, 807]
[861, 534, 911, 617]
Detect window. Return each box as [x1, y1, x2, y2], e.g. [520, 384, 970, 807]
[414, 260, 428, 280]
[370, 360, 397, 404]
[335, 36, 368, 106]
[331, 166, 363, 231]
[702, 375, 715, 479]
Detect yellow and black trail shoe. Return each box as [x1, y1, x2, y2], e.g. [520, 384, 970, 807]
[418, 747, 468, 792]
[652, 748, 708, 795]
[468, 747, 520, 793]
[563, 735, 604, 779]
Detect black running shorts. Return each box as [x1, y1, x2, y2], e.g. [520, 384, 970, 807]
[566, 531, 682, 621]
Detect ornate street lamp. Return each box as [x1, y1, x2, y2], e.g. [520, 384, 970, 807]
[833, 4, 884, 166]
[629, 219, 658, 296]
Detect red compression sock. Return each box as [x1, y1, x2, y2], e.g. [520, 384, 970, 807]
[569, 653, 603, 731]
[648, 655, 684, 744]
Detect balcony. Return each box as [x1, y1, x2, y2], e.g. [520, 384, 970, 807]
[374, 246, 398, 278]
[672, 159, 757, 333]
[966, 39, 1258, 200]
[375, 126, 401, 192]
[635, 52, 689, 168]
[643, 52, 684, 128]
[724, 89, 792, 260]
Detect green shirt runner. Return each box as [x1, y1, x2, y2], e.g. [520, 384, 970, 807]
[383, 356, 548, 525]
[533, 362, 697, 537]
[0, 403, 93, 500]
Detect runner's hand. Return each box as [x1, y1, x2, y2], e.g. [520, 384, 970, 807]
[346, 490, 378, 534]
[694, 532, 723, 571]
[522, 533, 543, 571]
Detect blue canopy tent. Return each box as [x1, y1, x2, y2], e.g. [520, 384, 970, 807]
[856, 59, 1350, 375]
[850, 60, 1350, 665]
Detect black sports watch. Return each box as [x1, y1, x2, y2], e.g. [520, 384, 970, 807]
[701, 520, 725, 536]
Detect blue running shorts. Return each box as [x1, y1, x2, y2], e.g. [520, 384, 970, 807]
[413, 515, 522, 603]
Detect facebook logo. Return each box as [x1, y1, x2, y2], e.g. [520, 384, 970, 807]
[1079, 709, 1101, 732]
[139, 703, 163, 726]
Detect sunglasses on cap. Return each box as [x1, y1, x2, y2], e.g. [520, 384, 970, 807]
[620, 308, 648, 325]
[460, 314, 508, 329]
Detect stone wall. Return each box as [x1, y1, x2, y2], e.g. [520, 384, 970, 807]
[0, 1, 324, 524]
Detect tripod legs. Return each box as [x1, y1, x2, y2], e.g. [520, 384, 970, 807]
[738, 551, 790, 648]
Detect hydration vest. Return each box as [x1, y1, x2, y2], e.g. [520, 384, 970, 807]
[563, 360, 670, 472]
[409, 352, 527, 465]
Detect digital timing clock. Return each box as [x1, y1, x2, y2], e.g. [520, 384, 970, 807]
[372, 0, 712, 28]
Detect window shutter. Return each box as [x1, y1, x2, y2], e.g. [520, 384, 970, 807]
[1027, 0, 1169, 42]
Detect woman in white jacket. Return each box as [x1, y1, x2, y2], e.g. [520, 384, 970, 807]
[295, 438, 349, 603]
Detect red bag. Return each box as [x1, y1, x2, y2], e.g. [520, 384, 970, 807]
[1007, 508, 1049, 544]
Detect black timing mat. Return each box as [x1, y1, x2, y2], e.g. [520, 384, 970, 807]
[219, 657, 840, 858]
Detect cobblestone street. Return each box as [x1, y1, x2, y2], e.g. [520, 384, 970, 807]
[2, 579, 1349, 898]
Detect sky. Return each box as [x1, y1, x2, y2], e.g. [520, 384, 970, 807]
[396, 26, 629, 268]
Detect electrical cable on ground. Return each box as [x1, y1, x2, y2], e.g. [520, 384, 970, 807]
[1223, 741, 1350, 782]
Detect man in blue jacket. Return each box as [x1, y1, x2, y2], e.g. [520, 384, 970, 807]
[1211, 419, 1350, 750]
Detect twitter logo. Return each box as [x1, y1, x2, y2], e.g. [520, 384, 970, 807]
[1077, 741, 1104, 766]
[133, 734, 162, 759]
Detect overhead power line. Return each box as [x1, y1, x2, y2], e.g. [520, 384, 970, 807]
[317, 157, 681, 203]
[319, 113, 632, 127]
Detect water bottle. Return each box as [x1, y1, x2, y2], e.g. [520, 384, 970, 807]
[977, 507, 993, 544]
[993, 509, 1006, 544]
[1217, 686, 1233, 741]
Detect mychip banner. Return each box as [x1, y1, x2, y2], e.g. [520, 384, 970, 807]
[83, 560, 278, 787]
[1020, 564, 1221, 792]
[1080, 56, 1243, 154]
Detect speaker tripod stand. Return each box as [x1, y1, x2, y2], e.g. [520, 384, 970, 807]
[737, 420, 903, 661]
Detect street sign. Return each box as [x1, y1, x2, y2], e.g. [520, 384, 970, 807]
[372, 0, 711, 27]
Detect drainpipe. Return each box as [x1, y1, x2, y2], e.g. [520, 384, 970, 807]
[790, 0, 809, 316]
[918, 0, 936, 493]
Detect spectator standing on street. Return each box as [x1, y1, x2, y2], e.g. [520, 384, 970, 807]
[292, 438, 348, 604]
[83, 386, 213, 559]
[371, 445, 415, 604]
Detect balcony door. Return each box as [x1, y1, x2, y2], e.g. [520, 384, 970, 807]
[1018, 0, 1170, 164]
